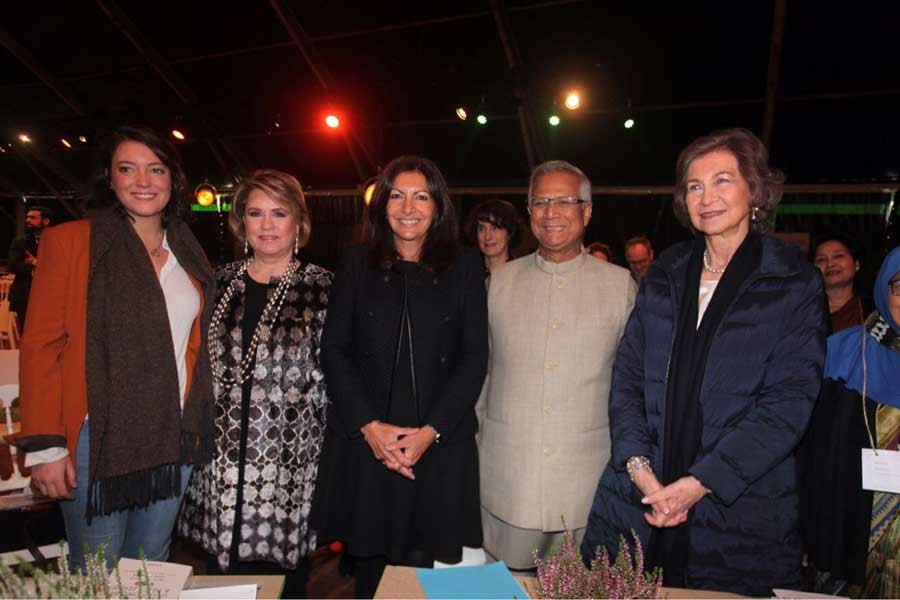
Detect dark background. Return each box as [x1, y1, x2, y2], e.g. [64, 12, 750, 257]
[1, 1, 898, 273]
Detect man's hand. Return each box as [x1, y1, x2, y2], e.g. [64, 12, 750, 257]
[24, 251, 37, 267]
[30, 457, 76, 499]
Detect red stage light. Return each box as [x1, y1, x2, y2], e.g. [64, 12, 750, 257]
[325, 115, 340, 129]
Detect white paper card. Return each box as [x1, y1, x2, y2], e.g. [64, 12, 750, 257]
[773, 588, 847, 599]
[862, 448, 900, 493]
[180, 583, 257, 599]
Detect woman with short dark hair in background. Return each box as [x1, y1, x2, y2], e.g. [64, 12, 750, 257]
[18, 125, 215, 571]
[312, 155, 488, 597]
[582, 128, 826, 596]
[179, 170, 331, 598]
[586, 241, 614, 262]
[465, 199, 522, 275]
[812, 233, 873, 333]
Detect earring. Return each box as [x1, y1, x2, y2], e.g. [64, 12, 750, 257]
[243, 238, 249, 256]
[751, 206, 760, 221]
[293, 233, 300, 255]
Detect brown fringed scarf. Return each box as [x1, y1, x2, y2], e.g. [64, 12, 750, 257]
[85, 208, 215, 521]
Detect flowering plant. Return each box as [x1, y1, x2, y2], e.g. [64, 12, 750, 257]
[0, 544, 160, 599]
[533, 521, 662, 599]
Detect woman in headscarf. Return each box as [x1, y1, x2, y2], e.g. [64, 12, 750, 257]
[802, 246, 900, 598]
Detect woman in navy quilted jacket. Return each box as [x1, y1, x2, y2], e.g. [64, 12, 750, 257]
[581, 128, 827, 596]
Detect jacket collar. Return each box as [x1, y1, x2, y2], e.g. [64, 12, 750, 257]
[655, 234, 803, 282]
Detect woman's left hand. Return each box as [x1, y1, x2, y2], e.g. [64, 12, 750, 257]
[385, 427, 437, 468]
[640, 475, 709, 527]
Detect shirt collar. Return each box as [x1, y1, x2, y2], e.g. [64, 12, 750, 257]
[533, 247, 586, 275]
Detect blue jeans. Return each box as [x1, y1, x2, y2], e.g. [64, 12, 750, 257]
[59, 421, 191, 572]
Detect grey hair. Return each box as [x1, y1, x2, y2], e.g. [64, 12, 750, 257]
[528, 160, 592, 206]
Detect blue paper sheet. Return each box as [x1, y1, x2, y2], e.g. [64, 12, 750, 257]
[415, 561, 529, 599]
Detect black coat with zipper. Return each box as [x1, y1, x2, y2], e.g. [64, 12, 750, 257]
[311, 244, 488, 561]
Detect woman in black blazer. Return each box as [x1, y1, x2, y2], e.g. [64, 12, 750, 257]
[312, 155, 489, 597]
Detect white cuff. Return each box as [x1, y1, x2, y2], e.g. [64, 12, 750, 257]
[24, 447, 69, 467]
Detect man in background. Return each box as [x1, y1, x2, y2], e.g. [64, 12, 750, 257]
[624, 235, 654, 284]
[8, 206, 52, 331]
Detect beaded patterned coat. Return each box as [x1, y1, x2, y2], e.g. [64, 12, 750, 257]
[179, 260, 332, 570]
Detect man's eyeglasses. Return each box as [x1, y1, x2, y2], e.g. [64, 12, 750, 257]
[890, 279, 900, 296]
[528, 196, 587, 210]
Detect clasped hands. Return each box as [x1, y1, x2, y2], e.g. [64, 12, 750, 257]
[361, 420, 436, 481]
[633, 469, 709, 528]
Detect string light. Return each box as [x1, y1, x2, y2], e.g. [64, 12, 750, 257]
[476, 114, 488, 125]
[18, 134, 31, 143]
[564, 92, 581, 110]
[61, 138, 72, 148]
[624, 118, 635, 129]
[78, 135, 87, 143]
[549, 115, 561, 126]
[455, 107, 468, 120]
[171, 129, 186, 140]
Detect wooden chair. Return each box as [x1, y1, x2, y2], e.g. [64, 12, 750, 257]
[0, 384, 29, 493]
[0, 302, 18, 350]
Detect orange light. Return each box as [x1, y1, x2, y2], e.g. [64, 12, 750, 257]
[564, 92, 581, 110]
[325, 115, 340, 129]
[18, 134, 31, 143]
[61, 138, 72, 148]
[78, 135, 87, 143]
[171, 129, 186, 140]
[194, 183, 217, 207]
[364, 182, 376, 205]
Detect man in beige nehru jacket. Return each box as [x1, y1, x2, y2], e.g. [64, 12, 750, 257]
[478, 160, 636, 568]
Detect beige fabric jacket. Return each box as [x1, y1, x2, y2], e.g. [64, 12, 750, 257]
[478, 251, 636, 531]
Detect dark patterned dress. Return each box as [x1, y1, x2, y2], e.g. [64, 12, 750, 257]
[179, 260, 332, 571]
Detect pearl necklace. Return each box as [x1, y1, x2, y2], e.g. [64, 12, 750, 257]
[209, 258, 300, 386]
[702, 249, 727, 274]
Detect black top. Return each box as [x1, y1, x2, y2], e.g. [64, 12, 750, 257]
[312, 247, 487, 564]
[229, 274, 269, 564]
[799, 378, 876, 586]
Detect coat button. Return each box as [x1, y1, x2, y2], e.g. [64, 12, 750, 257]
[543, 447, 552, 456]
[440, 356, 447, 364]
